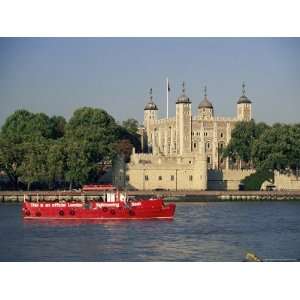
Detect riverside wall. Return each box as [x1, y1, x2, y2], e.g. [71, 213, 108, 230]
[1, 190, 300, 202]
[274, 171, 300, 190]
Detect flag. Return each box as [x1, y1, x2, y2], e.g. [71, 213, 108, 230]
[168, 81, 170, 92]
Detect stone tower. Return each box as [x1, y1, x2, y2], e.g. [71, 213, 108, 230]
[176, 82, 192, 155]
[198, 86, 214, 120]
[193, 139, 208, 190]
[237, 82, 252, 121]
[144, 88, 158, 152]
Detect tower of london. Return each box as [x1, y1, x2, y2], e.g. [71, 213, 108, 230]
[113, 82, 255, 191]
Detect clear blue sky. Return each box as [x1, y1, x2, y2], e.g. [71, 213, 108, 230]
[0, 38, 299, 125]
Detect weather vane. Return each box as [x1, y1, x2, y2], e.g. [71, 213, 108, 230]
[182, 81, 185, 93]
[242, 82, 246, 96]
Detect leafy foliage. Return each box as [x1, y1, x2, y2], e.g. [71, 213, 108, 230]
[223, 120, 269, 163]
[1, 110, 54, 143]
[223, 120, 300, 176]
[19, 139, 49, 190]
[252, 124, 300, 171]
[0, 107, 141, 190]
[0, 137, 24, 189]
[241, 169, 273, 191]
[122, 118, 139, 135]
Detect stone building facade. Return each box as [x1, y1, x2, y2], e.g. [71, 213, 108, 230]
[113, 82, 254, 190]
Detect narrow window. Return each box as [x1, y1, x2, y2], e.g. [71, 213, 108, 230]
[126, 175, 130, 181]
[207, 156, 211, 163]
[145, 175, 149, 181]
[158, 176, 162, 181]
[189, 175, 193, 181]
[171, 175, 174, 181]
[194, 143, 197, 148]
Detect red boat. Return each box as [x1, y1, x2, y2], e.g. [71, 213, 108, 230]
[22, 187, 176, 220]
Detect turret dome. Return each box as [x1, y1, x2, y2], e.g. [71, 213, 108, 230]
[144, 88, 158, 110]
[198, 86, 213, 109]
[237, 82, 252, 104]
[237, 95, 252, 104]
[198, 98, 213, 109]
[176, 81, 191, 104]
[144, 101, 158, 110]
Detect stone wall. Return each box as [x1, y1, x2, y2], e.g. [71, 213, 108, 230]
[274, 171, 300, 190]
[113, 150, 207, 191]
[207, 169, 255, 190]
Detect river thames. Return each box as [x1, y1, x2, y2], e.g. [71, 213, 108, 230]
[0, 201, 300, 261]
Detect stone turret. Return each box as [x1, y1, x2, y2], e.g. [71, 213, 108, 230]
[144, 88, 158, 152]
[144, 88, 158, 126]
[176, 82, 192, 155]
[193, 140, 208, 190]
[237, 82, 252, 121]
[198, 86, 214, 119]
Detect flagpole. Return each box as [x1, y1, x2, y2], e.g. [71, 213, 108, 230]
[166, 77, 169, 119]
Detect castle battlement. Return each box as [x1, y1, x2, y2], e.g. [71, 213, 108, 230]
[192, 116, 237, 122]
[151, 117, 176, 125]
[214, 116, 238, 122]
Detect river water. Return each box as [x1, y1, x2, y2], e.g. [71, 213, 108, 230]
[0, 202, 300, 261]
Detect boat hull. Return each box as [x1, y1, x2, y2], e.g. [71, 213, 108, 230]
[22, 198, 176, 220]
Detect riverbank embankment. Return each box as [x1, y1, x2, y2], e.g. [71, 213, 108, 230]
[1, 190, 300, 202]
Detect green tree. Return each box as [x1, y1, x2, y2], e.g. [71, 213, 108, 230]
[252, 124, 300, 172]
[64, 107, 121, 187]
[0, 137, 24, 189]
[65, 140, 95, 189]
[1, 110, 53, 143]
[223, 120, 269, 164]
[116, 125, 141, 153]
[122, 118, 139, 135]
[45, 139, 66, 189]
[50, 115, 66, 139]
[0, 107, 142, 190]
[19, 139, 48, 190]
[0, 110, 66, 189]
